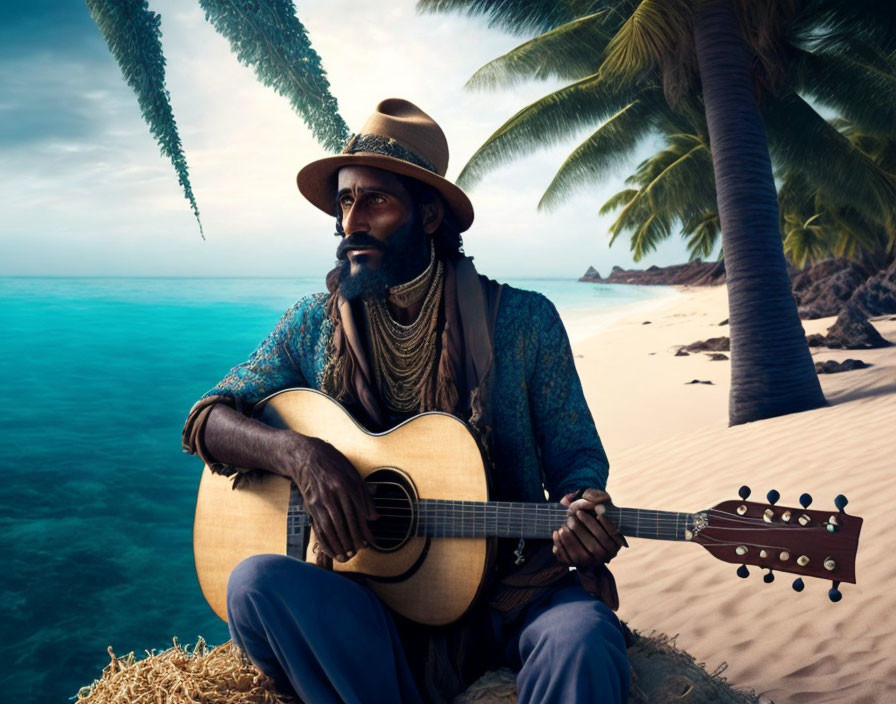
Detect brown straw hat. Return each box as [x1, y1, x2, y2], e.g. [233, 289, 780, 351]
[296, 98, 474, 232]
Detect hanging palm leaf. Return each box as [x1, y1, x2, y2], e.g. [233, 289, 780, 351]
[464, 12, 613, 91]
[86, 0, 204, 238]
[198, 0, 349, 153]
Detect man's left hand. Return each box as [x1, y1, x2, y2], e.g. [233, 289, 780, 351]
[552, 488, 628, 569]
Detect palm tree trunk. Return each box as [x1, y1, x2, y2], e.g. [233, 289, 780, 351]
[693, 0, 826, 425]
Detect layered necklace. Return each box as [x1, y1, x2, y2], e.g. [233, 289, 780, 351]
[363, 242, 444, 414]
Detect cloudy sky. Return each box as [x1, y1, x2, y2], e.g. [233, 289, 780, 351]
[0, 0, 694, 278]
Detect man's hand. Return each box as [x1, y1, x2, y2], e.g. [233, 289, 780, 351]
[552, 488, 627, 570]
[275, 432, 378, 563]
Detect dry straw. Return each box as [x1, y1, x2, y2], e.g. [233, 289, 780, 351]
[76, 632, 761, 704]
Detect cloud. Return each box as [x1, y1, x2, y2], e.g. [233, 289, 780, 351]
[0, 0, 109, 62]
[0, 0, 692, 276]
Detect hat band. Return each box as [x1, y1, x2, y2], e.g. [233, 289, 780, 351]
[342, 133, 438, 174]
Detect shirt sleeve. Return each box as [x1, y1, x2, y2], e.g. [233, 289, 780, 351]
[181, 300, 310, 472]
[527, 294, 609, 500]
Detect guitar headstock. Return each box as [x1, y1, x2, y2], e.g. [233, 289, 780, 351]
[692, 486, 862, 601]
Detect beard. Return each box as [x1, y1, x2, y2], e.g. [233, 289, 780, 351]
[333, 217, 431, 302]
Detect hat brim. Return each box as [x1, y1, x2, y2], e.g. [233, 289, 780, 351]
[296, 153, 474, 232]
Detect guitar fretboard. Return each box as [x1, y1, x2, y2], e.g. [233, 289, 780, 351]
[288, 500, 695, 541]
[416, 501, 693, 540]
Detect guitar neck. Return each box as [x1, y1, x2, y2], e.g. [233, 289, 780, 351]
[415, 500, 696, 542]
[289, 498, 698, 542]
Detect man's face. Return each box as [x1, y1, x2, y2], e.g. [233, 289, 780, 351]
[335, 166, 430, 300]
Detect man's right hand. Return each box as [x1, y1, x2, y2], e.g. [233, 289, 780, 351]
[274, 432, 379, 562]
[202, 404, 379, 564]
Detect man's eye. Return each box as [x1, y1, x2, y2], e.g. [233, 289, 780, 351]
[340, 197, 353, 209]
[370, 194, 386, 204]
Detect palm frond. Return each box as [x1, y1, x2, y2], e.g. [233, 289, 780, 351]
[198, 0, 348, 152]
[764, 92, 896, 230]
[683, 210, 721, 260]
[456, 74, 649, 188]
[603, 129, 716, 258]
[538, 98, 658, 210]
[600, 0, 693, 90]
[417, 0, 614, 37]
[599, 188, 639, 215]
[783, 212, 832, 268]
[788, 0, 896, 57]
[790, 47, 896, 136]
[630, 211, 673, 260]
[466, 13, 613, 90]
[86, 0, 203, 238]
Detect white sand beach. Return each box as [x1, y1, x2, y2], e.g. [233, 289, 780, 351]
[564, 286, 896, 703]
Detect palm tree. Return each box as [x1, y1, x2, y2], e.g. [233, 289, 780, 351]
[419, 0, 896, 425]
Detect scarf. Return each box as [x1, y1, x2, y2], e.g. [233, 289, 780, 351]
[322, 255, 484, 431]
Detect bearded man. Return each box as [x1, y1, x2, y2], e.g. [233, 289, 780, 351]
[183, 99, 630, 703]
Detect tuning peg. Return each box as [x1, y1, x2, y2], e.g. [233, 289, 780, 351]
[736, 565, 750, 579]
[829, 581, 842, 602]
[738, 485, 751, 500]
[799, 493, 813, 508]
[792, 578, 805, 592]
[766, 489, 780, 505]
[763, 569, 775, 584]
[834, 494, 848, 512]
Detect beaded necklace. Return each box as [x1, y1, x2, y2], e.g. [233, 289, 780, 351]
[362, 243, 444, 414]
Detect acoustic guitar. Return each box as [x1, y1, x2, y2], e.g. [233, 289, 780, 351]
[193, 388, 862, 626]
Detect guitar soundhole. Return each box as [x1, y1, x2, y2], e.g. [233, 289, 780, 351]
[366, 468, 417, 552]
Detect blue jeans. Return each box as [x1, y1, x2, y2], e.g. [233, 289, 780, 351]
[227, 554, 630, 703]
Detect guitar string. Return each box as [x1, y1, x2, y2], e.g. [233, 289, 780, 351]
[287, 508, 692, 538]
[287, 501, 833, 538]
[287, 503, 818, 530]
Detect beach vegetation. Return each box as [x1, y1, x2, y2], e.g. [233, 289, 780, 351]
[85, 0, 204, 237]
[86, 0, 349, 239]
[601, 115, 896, 269]
[419, 0, 896, 425]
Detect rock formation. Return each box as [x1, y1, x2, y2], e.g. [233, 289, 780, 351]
[581, 256, 896, 322]
[847, 257, 896, 318]
[824, 306, 891, 349]
[815, 359, 869, 374]
[579, 260, 725, 285]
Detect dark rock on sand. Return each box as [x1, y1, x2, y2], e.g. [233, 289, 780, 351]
[708, 353, 729, 361]
[815, 359, 869, 374]
[847, 257, 896, 317]
[806, 333, 826, 347]
[675, 349, 690, 357]
[719, 318, 728, 326]
[792, 259, 868, 320]
[824, 306, 891, 349]
[686, 379, 714, 385]
[681, 336, 730, 353]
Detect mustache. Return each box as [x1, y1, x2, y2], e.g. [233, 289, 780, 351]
[336, 233, 387, 261]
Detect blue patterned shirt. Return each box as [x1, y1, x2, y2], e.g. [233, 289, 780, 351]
[197, 285, 608, 502]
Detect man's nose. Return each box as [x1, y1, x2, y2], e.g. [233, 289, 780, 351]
[342, 201, 367, 235]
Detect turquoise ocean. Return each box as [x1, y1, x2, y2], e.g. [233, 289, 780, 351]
[0, 276, 671, 702]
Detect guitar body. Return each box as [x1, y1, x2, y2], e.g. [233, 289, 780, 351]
[194, 388, 494, 626]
